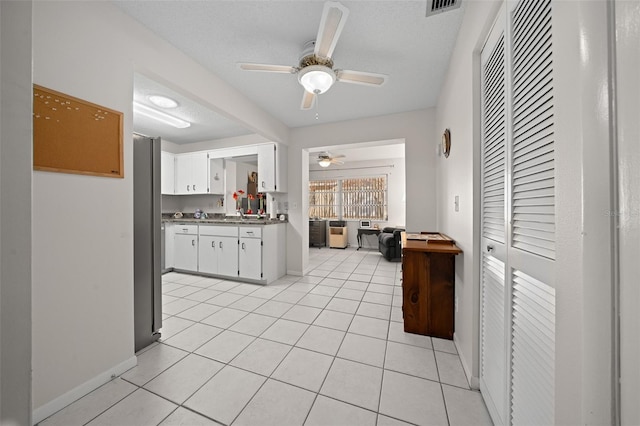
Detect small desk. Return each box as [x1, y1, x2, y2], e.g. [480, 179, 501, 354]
[357, 228, 381, 250]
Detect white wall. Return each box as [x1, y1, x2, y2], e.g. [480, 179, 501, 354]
[434, 0, 501, 388]
[171, 133, 272, 154]
[435, 0, 617, 423]
[288, 110, 435, 275]
[31, 1, 287, 421]
[309, 157, 406, 248]
[162, 194, 225, 215]
[616, 0, 640, 423]
[0, 1, 33, 424]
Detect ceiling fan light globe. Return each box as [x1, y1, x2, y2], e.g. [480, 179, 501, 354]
[298, 65, 335, 94]
[318, 159, 332, 167]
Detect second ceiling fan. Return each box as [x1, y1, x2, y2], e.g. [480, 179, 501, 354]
[238, 1, 388, 110]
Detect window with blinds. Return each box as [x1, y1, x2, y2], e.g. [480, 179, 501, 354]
[342, 177, 387, 220]
[308, 179, 338, 219]
[309, 176, 388, 220]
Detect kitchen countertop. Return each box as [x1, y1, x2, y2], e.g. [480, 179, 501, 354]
[162, 217, 287, 226]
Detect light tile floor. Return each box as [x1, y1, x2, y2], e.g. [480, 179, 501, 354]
[40, 248, 492, 426]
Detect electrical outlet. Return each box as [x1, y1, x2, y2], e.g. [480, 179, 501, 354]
[454, 195, 460, 212]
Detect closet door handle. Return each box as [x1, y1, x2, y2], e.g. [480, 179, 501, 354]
[486, 245, 494, 252]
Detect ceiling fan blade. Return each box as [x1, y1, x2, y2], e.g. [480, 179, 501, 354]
[237, 63, 296, 74]
[332, 154, 346, 159]
[314, 2, 350, 59]
[336, 69, 388, 86]
[300, 90, 317, 110]
[331, 159, 344, 165]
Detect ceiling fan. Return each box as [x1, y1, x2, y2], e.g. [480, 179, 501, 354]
[238, 1, 388, 110]
[317, 152, 345, 167]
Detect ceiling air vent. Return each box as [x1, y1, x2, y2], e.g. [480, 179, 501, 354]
[426, 0, 462, 17]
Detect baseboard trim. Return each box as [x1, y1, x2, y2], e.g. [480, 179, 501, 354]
[286, 269, 305, 276]
[453, 333, 480, 389]
[32, 355, 137, 425]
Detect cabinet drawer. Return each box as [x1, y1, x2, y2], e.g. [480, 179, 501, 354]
[239, 227, 262, 238]
[199, 225, 238, 237]
[174, 224, 198, 235]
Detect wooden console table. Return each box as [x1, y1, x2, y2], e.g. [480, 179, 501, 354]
[401, 232, 462, 339]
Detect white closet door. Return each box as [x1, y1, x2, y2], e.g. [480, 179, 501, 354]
[480, 4, 508, 425]
[479, 1, 557, 425]
[507, 0, 556, 424]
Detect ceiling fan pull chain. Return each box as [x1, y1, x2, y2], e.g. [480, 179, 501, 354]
[315, 91, 320, 120]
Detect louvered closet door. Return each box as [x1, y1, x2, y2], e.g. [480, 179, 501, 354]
[479, 1, 557, 425]
[479, 4, 508, 425]
[507, 0, 556, 424]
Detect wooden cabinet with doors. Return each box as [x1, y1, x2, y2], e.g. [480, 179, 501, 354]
[401, 232, 462, 339]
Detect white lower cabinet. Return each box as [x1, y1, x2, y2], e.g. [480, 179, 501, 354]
[198, 225, 238, 278]
[239, 227, 262, 280]
[170, 222, 286, 284]
[165, 222, 175, 269]
[174, 224, 198, 271]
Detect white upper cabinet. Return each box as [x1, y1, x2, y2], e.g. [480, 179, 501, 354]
[209, 158, 224, 194]
[257, 143, 287, 193]
[161, 151, 175, 195]
[174, 152, 210, 195]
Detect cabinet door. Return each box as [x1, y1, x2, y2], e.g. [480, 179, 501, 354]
[257, 143, 276, 192]
[218, 236, 239, 277]
[191, 152, 209, 194]
[165, 223, 175, 268]
[174, 234, 198, 271]
[239, 237, 262, 280]
[198, 235, 218, 275]
[174, 155, 192, 195]
[161, 152, 175, 195]
[209, 158, 224, 194]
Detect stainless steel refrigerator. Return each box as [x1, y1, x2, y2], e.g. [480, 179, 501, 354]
[133, 134, 162, 352]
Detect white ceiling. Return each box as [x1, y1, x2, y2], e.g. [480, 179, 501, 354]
[133, 73, 251, 144]
[116, 0, 466, 146]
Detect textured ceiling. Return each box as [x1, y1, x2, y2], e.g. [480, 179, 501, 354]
[133, 73, 251, 144]
[116, 0, 465, 144]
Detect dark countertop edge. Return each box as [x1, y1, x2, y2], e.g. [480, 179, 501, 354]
[162, 218, 287, 225]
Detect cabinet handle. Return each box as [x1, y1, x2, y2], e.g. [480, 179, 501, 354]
[182, 228, 188, 232]
[193, 184, 196, 191]
[242, 242, 246, 250]
[212, 241, 215, 248]
[219, 241, 223, 248]
[486, 245, 494, 252]
[186, 185, 190, 192]
[192, 239, 195, 246]
[262, 181, 265, 188]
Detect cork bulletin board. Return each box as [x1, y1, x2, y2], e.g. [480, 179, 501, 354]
[33, 84, 124, 178]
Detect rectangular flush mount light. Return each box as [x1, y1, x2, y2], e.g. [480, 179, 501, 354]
[133, 101, 191, 129]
